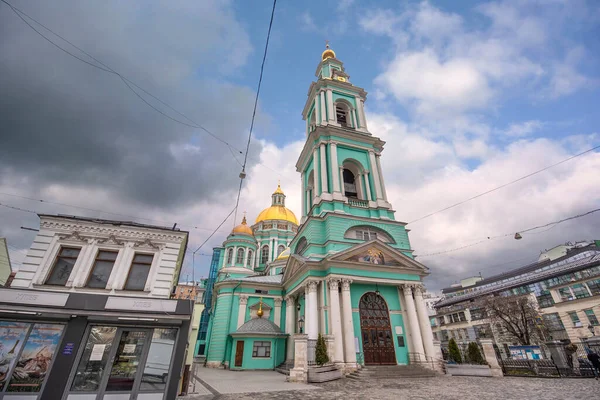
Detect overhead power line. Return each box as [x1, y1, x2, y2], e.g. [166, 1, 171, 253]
[416, 207, 600, 258]
[408, 144, 600, 225]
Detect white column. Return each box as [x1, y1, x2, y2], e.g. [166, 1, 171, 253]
[359, 99, 367, 129]
[320, 91, 327, 124]
[354, 96, 363, 127]
[327, 89, 335, 123]
[285, 296, 295, 361]
[274, 298, 283, 328]
[306, 281, 319, 340]
[368, 150, 383, 200]
[341, 279, 357, 366]
[414, 285, 436, 359]
[315, 97, 320, 128]
[330, 142, 340, 193]
[231, 246, 237, 266]
[403, 285, 425, 356]
[237, 295, 248, 329]
[375, 155, 388, 201]
[320, 143, 328, 194]
[363, 172, 372, 201]
[301, 172, 306, 216]
[313, 148, 319, 198]
[327, 279, 344, 363]
[243, 248, 249, 268]
[339, 166, 345, 196]
[351, 109, 358, 129]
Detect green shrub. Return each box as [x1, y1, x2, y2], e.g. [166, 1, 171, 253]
[466, 342, 485, 364]
[315, 333, 329, 366]
[448, 338, 462, 364]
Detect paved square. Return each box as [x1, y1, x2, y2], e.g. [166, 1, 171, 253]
[187, 369, 600, 400]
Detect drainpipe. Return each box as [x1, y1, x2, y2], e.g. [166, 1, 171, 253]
[223, 280, 243, 367]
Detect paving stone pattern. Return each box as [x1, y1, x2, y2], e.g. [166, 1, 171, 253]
[215, 376, 600, 400]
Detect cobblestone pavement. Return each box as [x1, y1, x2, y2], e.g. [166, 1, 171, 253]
[212, 376, 600, 400]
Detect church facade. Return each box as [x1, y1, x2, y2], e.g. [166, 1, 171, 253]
[202, 45, 437, 377]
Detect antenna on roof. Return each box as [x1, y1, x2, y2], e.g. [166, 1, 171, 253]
[172, 223, 177, 230]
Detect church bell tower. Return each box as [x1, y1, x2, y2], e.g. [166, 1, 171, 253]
[293, 44, 411, 259]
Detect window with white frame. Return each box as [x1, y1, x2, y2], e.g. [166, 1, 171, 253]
[236, 248, 245, 264]
[252, 341, 271, 358]
[247, 250, 253, 267]
[567, 311, 581, 327]
[124, 253, 154, 291]
[261, 245, 269, 264]
[86, 250, 118, 289]
[46, 246, 81, 286]
[277, 245, 285, 257]
[344, 226, 393, 243]
[585, 309, 599, 326]
[226, 248, 234, 265]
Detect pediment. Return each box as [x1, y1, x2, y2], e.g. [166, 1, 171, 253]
[328, 240, 429, 275]
[281, 254, 309, 284]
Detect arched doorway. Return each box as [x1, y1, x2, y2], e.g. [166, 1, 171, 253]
[359, 292, 396, 365]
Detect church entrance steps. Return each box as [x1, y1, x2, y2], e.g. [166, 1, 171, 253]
[347, 365, 438, 380]
[275, 361, 294, 376]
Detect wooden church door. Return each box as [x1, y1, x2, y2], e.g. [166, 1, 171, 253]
[359, 292, 396, 365]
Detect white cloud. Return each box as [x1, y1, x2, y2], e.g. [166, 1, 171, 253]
[503, 120, 544, 137]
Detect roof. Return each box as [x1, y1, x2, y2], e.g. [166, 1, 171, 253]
[255, 205, 298, 225]
[38, 214, 187, 234]
[224, 275, 283, 284]
[233, 317, 285, 336]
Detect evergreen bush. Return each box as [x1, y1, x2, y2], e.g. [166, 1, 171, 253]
[466, 342, 485, 364]
[315, 333, 329, 366]
[448, 338, 462, 364]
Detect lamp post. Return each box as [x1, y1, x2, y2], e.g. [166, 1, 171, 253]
[298, 316, 305, 334]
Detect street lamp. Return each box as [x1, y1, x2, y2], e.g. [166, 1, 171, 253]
[588, 324, 596, 336]
[375, 283, 380, 296]
[298, 316, 305, 334]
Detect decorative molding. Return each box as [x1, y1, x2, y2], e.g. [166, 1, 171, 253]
[327, 278, 340, 291]
[402, 285, 413, 296]
[284, 295, 295, 304]
[239, 295, 248, 305]
[133, 238, 160, 250]
[97, 235, 125, 246]
[274, 298, 283, 307]
[305, 280, 319, 293]
[58, 231, 93, 244]
[40, 219, 185, 243]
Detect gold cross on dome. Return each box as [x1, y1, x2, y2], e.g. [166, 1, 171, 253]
[325, 39, 330, 49]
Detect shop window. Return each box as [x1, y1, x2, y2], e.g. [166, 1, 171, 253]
[140, 328, 177, 391]
[124, 253, 154, 291]
[105, 330, 148, 392]
[0, 321, 31, 391]
[85, 250, 119, 289]
[252, 341, 271, 358]
[585, 309, 599, 326]
[568, 311, 581, 327]
[6, 323, 64, 393]
[71, 326, 118, 392]
[45, 246, 81, 286]
[236, 248, 245, 264]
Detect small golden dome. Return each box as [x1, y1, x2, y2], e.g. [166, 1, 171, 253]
[322, 42, 336, 61]
[255, 206, 298, 225]
[232, 215, 254, 236]
[275, 247, 290, 261]
[273, 183, 284, 195]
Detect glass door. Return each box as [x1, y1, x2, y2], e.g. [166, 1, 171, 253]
[104, 330, 148, 393]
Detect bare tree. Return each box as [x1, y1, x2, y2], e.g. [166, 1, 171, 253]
[478, 294, 546, 346]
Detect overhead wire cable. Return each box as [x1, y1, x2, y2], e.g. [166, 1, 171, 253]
[408, 144, 600, 225]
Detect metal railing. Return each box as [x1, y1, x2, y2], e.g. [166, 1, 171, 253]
[408, 352, 441, 371]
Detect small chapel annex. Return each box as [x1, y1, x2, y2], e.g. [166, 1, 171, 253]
[201, 45, 438, 379]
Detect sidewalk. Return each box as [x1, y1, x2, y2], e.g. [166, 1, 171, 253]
[184, 364, 319, 398]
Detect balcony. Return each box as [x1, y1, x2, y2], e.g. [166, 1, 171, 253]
[348, 198, 369, 208]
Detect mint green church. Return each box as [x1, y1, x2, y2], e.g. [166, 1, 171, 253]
[203, 45, 436, 376]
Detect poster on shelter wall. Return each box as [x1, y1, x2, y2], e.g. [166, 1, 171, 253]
[0, 321, 31, 391]
[6, 323, 64, 392]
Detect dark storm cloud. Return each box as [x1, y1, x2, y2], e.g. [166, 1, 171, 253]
[0, 0, 264, 209]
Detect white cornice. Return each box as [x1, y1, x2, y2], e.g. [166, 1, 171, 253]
[40, 217, 186, 243]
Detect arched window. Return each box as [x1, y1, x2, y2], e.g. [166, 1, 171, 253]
[336, 104, 349, 127]
[295, 237, 307, 255]
[309, 110, 316, 132]
[236, 248, 245, 264]
[226, 248, 234, 265]
[277, 245, 285, 257]
[246, 250, 253, 268]
[261, 245, 269, 264]
[344, 226, 394, 243]
[343, 169, 358, 198]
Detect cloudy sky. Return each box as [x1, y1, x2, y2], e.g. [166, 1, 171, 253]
[1, 0, 599, 290]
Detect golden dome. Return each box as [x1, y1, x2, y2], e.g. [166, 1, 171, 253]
[232, 215, 253, 236]
[273, 183, 284, 195]
[322, 43, 336, 61]
[275, 247, 290, 261]
[255, 206, 298, 225]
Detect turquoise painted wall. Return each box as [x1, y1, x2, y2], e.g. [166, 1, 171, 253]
[206, 293, 233, 363]
[229, 337, 286, 370]
[350, 283, 409, 365]
[332, 92, 357, 108]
